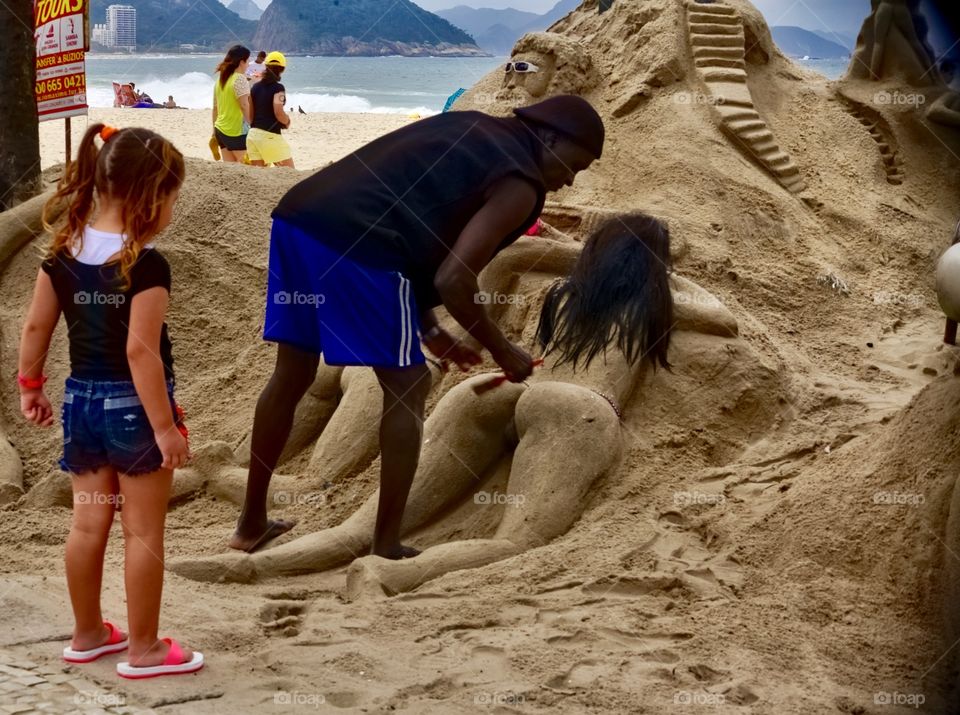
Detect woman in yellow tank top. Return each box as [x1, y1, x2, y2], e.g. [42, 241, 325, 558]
[212, 45, 252, 163]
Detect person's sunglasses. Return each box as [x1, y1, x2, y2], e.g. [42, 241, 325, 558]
[505, 61, 540, 74]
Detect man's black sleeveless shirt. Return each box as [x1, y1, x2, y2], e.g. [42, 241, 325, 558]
[272, 111, 546, 309]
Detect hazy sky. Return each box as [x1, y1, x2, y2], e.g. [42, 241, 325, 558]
[412, 0, 558, 10]
[239, 1, 874, 33]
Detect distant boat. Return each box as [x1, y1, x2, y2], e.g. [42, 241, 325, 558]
[802, 55, 810, 60]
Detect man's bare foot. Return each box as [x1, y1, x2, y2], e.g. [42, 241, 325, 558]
[372, 543, 421, 560]
[228, 518, 296, 553]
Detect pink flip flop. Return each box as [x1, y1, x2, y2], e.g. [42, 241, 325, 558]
[63, 621, 128, 663]
[116, 638, 204, 679]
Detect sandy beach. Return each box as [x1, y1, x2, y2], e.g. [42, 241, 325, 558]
[39, 108, 411, 172]
[4, 0, 960, 712]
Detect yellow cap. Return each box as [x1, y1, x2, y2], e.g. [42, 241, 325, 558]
[264, 51, 286, 67]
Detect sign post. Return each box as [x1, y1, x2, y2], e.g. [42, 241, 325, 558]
[33, 0, 89, 163]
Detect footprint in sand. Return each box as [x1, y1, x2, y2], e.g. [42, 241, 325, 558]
[603, 511, 744, 600]
[259, 600, 307, 638]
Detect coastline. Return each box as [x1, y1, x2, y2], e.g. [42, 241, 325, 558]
[39, 108, 412, 171]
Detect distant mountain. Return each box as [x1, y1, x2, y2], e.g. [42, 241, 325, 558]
[810, 29, 857, 52]
[438, 0, 581, 55]
[770, 26, 850, 58]
[90, 0, 255, 50]
[523, 0, 581, 32]
[253, 0, 486, 56]
[436, 6, 540, 37]
[227, 0, 263, 21]
[752, 0, 869, 35]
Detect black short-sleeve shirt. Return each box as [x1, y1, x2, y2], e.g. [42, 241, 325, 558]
[41, 248, 175, 381]
[251, 81, 285, 134]
[272, 111, 547, 310]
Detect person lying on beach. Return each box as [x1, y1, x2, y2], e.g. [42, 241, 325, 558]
[18, 124, 202, 678]
[229, 94, 605, 556]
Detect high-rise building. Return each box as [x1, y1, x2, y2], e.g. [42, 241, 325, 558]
[91, 23, 115, 47]
[106, 5, 136, 50]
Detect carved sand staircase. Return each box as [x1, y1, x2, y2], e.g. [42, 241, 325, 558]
[685, 0, 807, 194]
[831, 93, 905, 186]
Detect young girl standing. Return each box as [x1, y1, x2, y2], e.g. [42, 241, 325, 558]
[18, 124, 202, 679]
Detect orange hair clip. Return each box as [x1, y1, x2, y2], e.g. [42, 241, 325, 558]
[99, 125, 119, 142]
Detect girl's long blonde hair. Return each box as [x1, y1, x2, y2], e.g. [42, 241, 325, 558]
[42, 123, 185, 289]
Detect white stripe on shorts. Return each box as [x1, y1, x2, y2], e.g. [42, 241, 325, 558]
[404, 278, 413, 366]
[398, 275, 408, 366]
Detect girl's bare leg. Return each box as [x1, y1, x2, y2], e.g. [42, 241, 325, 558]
[67, 467, 122, 650]
[119, 467, 193, 666]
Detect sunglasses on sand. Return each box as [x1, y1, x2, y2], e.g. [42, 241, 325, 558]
[505, 61, 540, 74]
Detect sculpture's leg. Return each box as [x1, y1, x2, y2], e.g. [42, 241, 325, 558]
[345, 382, 621, 597]
[306, 367, 394, 484]
[168, 374, 523, 583]
[0, 430, 23, 505]
[234, 360, 343, 468]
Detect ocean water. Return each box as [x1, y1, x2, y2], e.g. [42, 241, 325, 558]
[794, 57, 850, 80]
[85, 55, 508, 115]
[84, 54, 849, 115]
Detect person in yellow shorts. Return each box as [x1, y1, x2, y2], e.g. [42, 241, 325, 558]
[247, 52, 294, 168]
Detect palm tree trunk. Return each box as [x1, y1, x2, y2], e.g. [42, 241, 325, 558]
[0, 0, 41, 210]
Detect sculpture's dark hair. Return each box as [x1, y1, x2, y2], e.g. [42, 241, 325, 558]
[537, 213, 673, 370]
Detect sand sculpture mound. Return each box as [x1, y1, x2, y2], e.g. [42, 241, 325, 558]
[2, 0, 960, 710]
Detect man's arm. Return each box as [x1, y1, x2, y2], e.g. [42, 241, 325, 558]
[434, 175, 539, 380]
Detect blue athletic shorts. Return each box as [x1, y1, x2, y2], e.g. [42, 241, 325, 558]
[60, 377, 178, 476]
[263, 218, 425, 368]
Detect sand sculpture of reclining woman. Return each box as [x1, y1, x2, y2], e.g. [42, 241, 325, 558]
[168, 213, 751, 591]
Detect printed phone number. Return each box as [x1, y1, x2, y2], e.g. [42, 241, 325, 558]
[36, 75, 85, 94]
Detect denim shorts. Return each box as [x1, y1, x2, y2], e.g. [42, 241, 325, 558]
[60, 377, 178, 476]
